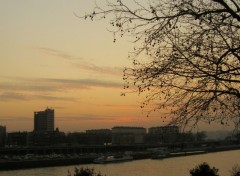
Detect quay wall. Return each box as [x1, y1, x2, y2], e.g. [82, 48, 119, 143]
[0, 145, 239, 171]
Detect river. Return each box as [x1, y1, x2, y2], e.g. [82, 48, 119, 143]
[0, 150, 239, 176]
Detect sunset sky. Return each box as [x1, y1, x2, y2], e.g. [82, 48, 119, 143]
[0, 0, 230, 132]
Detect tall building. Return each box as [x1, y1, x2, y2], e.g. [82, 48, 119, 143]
[34, 108, 54, 132]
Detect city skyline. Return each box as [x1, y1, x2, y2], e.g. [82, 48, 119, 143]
[0, 1, 233, 132]
[1, 107, 231, 133]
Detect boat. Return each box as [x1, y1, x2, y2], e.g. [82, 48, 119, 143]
[169, 150, 206, 157]
[93, 155, 133, 164]
[151, 153, 168, 159]
[151, 150, 206, 159]
[151, 151, 169, 159]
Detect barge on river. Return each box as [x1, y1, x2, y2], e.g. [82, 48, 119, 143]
[93, 155, 133, 164]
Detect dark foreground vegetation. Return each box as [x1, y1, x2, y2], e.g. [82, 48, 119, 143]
[67, 167, 105, 176]
[68, 163, 240, 176]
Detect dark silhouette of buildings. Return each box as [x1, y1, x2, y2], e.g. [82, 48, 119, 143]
[0, 125, 6, 147]
[147, 126, 179, 144]
[30, 108, 66, 146]
[28, 130, 66, 146]
[3, 125, 182, 147]
[67, 129, 112, 146]
[3, 108, 184, 147]
[7, 131, 28, 146]
[148, 126, 179, 134]
[112, 126, 146, 145]
[86, 129, 112, 145]
[34, 108, 54, 132]
[6, 131, 66, 147]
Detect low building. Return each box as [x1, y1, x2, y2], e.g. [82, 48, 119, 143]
[148, 125, 179, 134]
[0, 126, 6, 147]
[7, 131, 28, 146]
[86, 129, 112, 145]
[28, 130, 66, 146]
[86, 129, 111, 134]
[147, 125, 180, 144]
[112, 126, 146, 145]
[66, 132, 87, 146]
[67, 129, 112, 146]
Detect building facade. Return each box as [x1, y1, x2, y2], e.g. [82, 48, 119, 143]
[147, 125, 180, 144]
[0, 125, 6, 147]
[34, 108, 54, 132]
[148, 125, 179, 134]
[7, 131, 28, 146]
[112, 126, 146, 145]
[86, 129, 112, 145]
[28, 131, 66, 146]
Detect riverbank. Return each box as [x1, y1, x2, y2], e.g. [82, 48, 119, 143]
[0, 145, 239, 171]
[0, 156, 95, 170]
[1, 149, 238, 176]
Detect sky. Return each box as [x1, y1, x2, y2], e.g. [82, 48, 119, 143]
[0, 0, 231, 132]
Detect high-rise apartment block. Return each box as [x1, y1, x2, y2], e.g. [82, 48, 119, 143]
[34, 108, 54, 132]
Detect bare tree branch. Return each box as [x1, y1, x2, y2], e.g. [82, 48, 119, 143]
[83, 0, 240, 129]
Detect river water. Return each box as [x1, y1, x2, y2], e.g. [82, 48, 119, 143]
[0, 150, 239, 176]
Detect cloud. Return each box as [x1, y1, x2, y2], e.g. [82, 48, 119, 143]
[0, 117, 32, 122]
[0, 92, 29, 101]
[38, 47, 83, 60]
[0, 84, 61, 92]
[0, 76, 123, 101]
[34, 95, 76, 101]
[45, 78, 122, 89]
[101, 104, 140, 110]
[73, 63, 123, 76]
[0, 77, 122, 92]
[57, 114, 118, 122]
[56, 115, 149, 125]
[0, 92, 75, 102]
[37, 47, 124, 77]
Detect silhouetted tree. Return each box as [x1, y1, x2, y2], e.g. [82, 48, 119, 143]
[189, 162, 219, 176]
[230, 165, 240, 176]
[84, 0, 240, 129]
[68, 167, 105, 176]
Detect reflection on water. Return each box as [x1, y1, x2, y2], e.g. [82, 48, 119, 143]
[1, 150, 239, 176]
